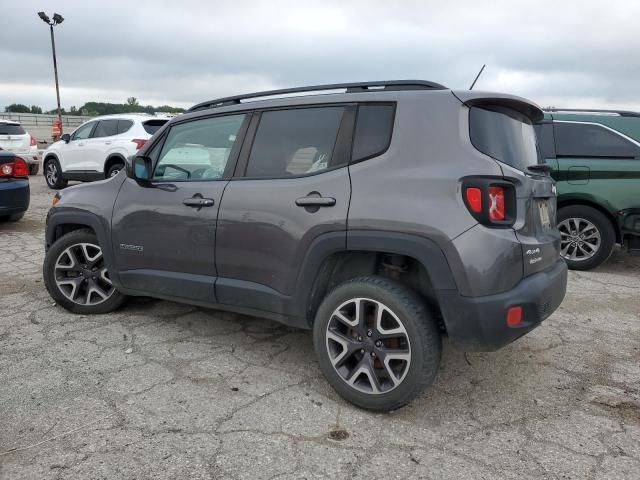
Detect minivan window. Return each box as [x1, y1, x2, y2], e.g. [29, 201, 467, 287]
[117, 120, 134, 134]
[0, 123, 26, 135]
[153, 114, 245, 181]
[246, 107, 345, 178]
[534, 123, 556, 159]
[469, 106, 539, 171]
[352, 104, 395, 162]
[143, 119, 169, 135]
[554, 122, 640, 158]
[92, 119, 119, 138]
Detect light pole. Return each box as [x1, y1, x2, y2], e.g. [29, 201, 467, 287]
[37, 12, 64, 135]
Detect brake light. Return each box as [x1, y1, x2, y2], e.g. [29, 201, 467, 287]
[488, 186, 505, 221]
[132, 139, 147, 150]
[462, 178, 515, 227]
[0, 157, 29, 178]
[30, 135, 37, 146]
[465, 187, 482, 213]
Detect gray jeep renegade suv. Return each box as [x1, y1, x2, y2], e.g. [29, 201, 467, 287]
[43, 81, 567, 411]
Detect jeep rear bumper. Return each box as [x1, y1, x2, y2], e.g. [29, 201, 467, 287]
[437, 259, 568, 352]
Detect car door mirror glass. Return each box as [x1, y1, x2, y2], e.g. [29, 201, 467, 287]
[61, 133, 71, 143]
[132, 156, 153, 182]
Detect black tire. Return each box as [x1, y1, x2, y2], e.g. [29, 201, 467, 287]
[43, 229, 127, 314]
[106, 163, 125, 178]
[44, 157, 68, 189]
[313, 276, 441, 412]
[557, 205, 615, 271]
[29, 163, 39, 175]
[0, 212, 25, 222]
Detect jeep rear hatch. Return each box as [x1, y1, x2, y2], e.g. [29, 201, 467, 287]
[456, 92, 561, 277]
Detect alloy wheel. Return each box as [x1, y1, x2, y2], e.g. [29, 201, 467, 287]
[325, 298, 411, 394]
[54, 242, 115, 305]
[558, 217, 601, 262]
[45, 162, 58, 186]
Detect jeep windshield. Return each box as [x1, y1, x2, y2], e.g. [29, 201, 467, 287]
[469, 105, 540, 171]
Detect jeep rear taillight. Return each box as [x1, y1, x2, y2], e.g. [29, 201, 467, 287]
[0, 157, 29, 178]
[488, 186, 505, 221]
[465, 187, 482, 213]
[462, 178, 515, 227]
[30, 135, 37, 146]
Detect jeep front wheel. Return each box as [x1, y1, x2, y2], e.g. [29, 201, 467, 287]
[43, 229, 126, 314]
[313, 276, 441, 411]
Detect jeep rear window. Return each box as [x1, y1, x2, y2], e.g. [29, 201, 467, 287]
[469, 106, 539, 171]
[143, 119, 169, 135]
[0, 123, 26, 135]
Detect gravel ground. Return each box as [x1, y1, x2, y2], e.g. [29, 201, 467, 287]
[1, 174, 639, 479]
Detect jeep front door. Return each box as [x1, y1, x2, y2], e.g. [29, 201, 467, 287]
[111, 113, 249, 303]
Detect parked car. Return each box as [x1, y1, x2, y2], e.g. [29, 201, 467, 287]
[42, 113, 170, 189]
[535, 109, 640, 270]
[43, 81, 567, 411]
[0, 151, 30, 221]
[0, 119, 40, 175]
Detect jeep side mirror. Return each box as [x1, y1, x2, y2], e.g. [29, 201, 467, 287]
[61, 133, 71, 143]
[131, 155, 153, 185]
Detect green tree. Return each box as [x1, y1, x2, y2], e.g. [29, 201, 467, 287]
[5, 103, 30, 113]
[30, 105, 43, 114]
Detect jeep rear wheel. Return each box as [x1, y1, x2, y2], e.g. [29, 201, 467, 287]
[44, 229, 126, 314]
[557, 205, 615, 271]
[313, 276, 441, 411]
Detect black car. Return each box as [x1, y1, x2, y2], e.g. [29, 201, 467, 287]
[0, 151, 30, 221]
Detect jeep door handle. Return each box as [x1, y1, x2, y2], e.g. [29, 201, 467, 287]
[295, 196, 336, 207]
[183, 198, 215, 207]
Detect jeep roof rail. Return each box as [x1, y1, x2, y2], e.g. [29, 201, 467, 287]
[188, 80, 447, 112]
[545, 108, 640, 118]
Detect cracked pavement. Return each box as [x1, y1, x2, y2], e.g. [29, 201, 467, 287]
[1, 177, 639, 479]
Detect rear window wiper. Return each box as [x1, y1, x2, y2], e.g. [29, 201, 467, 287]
[527, 164, 552, 175]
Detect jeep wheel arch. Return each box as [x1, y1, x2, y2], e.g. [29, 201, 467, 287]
[46, 209, 120, 287]
[293, 230, 463, 327]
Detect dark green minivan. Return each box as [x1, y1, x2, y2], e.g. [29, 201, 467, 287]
[535, 109, 640, 270]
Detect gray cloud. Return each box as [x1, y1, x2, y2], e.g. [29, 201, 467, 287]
[1, 0, 639, 111]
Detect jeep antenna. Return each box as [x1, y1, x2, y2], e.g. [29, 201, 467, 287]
[469, 64, 486, 90]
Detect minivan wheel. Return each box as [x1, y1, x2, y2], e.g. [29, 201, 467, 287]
[313, 276, 441, 412]
[557, 205, 615, 271]
[44, 158, 68, 189]
[107, 163, 124, 178]
[44, 229, 126, 314]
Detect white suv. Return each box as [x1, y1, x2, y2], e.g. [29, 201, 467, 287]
[43, 114, 170, 189]
[0, 120, 39, 175]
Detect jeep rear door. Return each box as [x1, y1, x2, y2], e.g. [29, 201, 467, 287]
[215, 106, 352, 313]
[111, 113, 249, 303]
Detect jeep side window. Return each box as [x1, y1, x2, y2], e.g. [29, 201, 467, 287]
[352, 104, 395, 162]
[245, 107, 345, 178]
[71, 122, 95, 141]
[554, 122, 640, 158]
[92, 119, 119, 138]
[153, 114, 246, 181]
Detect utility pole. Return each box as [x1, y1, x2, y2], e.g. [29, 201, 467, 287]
[38, 12, 65, 135]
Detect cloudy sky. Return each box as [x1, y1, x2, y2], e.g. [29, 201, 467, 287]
[1, 0, 639, 112]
